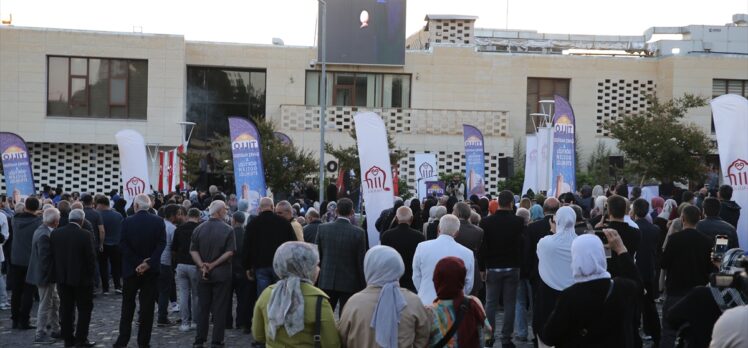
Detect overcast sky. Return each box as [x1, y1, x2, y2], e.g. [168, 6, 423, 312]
[1, 0, 746, 45]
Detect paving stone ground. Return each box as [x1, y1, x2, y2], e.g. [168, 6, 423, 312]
[0, 292, 655, 347]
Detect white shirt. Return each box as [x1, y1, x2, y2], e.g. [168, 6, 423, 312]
[0, 213, 8, 263]
[623, 215, 640, 229]
[412, 234, 475, 305]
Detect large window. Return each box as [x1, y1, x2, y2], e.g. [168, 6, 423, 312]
[47, 56, 148, 119]
[305, 71, 410, 108]
[526, 77, 570, 133]
[186, 67, 266, 149]
[711, 79, 748, 133]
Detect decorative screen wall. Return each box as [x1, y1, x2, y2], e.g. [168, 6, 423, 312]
[0, 143, 121, 195]
[596, 79, 655, 136]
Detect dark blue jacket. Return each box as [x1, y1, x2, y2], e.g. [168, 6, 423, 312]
[120, 210, 166, 279]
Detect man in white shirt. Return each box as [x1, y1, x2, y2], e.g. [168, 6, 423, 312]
[412, 214, 474, 305]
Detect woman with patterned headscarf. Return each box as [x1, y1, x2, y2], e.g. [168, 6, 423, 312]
[252, 242, 340, 347]
[427, 257, 492, 347]
[339, 246, 430, 348]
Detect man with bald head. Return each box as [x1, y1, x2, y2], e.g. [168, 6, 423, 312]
[381, 206, 426, 292]
[242, 197, 297, 296]
[275, 200, 303, 242]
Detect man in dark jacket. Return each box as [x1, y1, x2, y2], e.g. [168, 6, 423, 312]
[660, 205, 717, 348]
[698, 197, 740, 249]
[600, 195, 642, 277]
[50, 208, 97, 347]
[632, 198, 661, 346]
[453, 201, 484, 297]
[302, 208, 322, 243]
[242, 197, 297, 296]
[114, 194, 167, 348]
[227, 211, 252, 332]
[718, 184, 741, 229]
[479, 190, 524, 347]
[10, 197, 42, 330]
[315, 198, 367, 311]
[381, 206, 425, 292]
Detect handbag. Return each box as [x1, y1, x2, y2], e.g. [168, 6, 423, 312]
[433, 297, 470, 348]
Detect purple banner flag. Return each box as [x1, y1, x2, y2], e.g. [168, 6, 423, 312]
[229, 117, 267, 213]
[550, 95, 576, 198]
[0, 132, 36, 201]
[463, 124, 486, 197]
[425, 181, 446, 197]
[273, 132, 293, 147]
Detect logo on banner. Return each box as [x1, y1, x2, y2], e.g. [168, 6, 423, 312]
[1, 146, 27, 160]
[126, 177, 146, 196]
[364, 166, 391, 192]
[232, 133, 259, 150]
[529, 149, 538, 161]
[419, 162, 434, 179]
[426, 182, 445, 197]
[726, 158, 748, 189]
[465, 135, 483, 148]
[554, 115, 575, 134]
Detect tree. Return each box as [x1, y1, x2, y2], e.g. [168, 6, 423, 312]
[608, 94, 712, 184]
[180, 117, 317, 195]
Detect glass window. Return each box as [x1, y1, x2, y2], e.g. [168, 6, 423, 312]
[711, 79, 748, 133]
[186, 66, 267, 152]
[46, 56, 147, 119]
[526, 78, 571, 133]
[306, 71, 410, 108]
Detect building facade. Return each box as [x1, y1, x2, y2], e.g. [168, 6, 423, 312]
[1, 14, 747, 196]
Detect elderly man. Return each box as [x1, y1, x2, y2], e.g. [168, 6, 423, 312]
[243, 197, 297, 296]
[411, 214, 475, 305]
[315, 198, 368, 311]
[190, 200, 236, 348]
[114, 194, 167, 348]
[26, 207, 61, 343]
[302, 208, 322, 243]
[50, 208, 97, 347]
[381, 206, 425, 292]
[276, 200, 303, 242]
[10, 197, 42, 330]
[453, 202, 484, 297]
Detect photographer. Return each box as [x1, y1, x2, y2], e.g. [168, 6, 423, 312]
[710, 251, 748, 348]
[667, 249, 746, 348]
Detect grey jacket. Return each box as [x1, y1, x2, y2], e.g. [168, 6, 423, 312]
[695, 217, 739, 249]
[314, 218, 367, 293]
[26, 224, 54, 286]
[11, 212, 43, 267]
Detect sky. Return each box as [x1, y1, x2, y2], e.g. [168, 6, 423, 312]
[0, 0, 746, 46]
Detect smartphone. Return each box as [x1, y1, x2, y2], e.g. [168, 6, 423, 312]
[713, 235, 729, 261]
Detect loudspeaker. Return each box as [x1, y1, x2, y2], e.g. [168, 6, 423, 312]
[499, 157, 514, 178]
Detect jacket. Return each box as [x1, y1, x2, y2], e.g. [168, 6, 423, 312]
[634, 218, 660, 284]
[719, 200, 741, 229]
[252, 283, 341, 348]
[26, 225, 54, 286]
[119, 210, 167, 279]
[338, 286, 431, 348]
[315, 218, 367, 293]
[10, 212, 42, 266]
[478, 210, 524, 270]
[303, 220, 322, 243]
[696, 217, 739, 249]
[524, 216, 552, 280]
[49, 223, 97, 287]
[381, 224, 426, 292]
[243, 211, 298, 270]
[412, 235, 475, 305]
[661, 228, 716, 296]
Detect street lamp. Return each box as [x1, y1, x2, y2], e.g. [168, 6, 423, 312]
[317, 0, 328, 203]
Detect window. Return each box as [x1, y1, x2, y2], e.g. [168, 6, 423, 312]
[305, 71, 410, 108]
[711, 79, 748, 133]
[46, 56, 148, 119]
[186, 66, 266, 150]
[526, 78, 570, 133]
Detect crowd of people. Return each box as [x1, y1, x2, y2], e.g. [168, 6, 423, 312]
[0, 180, 746, 348]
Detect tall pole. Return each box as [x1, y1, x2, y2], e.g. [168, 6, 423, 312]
[318, 0, 328, 203]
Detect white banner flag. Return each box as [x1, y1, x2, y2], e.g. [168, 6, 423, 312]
[355, 112, 394, 247]
[537, 127, 552, 192]
[414, 153, 438, 201]
[115, 129, 151, 208]
[711, 94, 748, 249]
[522, 134, 538, 196]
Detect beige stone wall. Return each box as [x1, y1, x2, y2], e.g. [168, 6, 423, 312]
[0, 26, 185, 146]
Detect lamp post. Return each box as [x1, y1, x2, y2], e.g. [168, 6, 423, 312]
[318, 0, 328, 203]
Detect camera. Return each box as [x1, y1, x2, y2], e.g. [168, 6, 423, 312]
[308, 59, 317, 68]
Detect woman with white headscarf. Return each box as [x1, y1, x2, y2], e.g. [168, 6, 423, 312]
[542, 230, 642, 348]
[534, 206, 578, 347]
[339, 246, 430, 348]
[252, 242, 341, 347]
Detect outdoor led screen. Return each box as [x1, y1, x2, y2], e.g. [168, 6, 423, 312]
[320, 0, 406, 66]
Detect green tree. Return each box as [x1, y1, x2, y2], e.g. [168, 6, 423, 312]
[583, 141, 615, 186]
[608, 94, 711, 184]
[181, 117, 317, 195]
